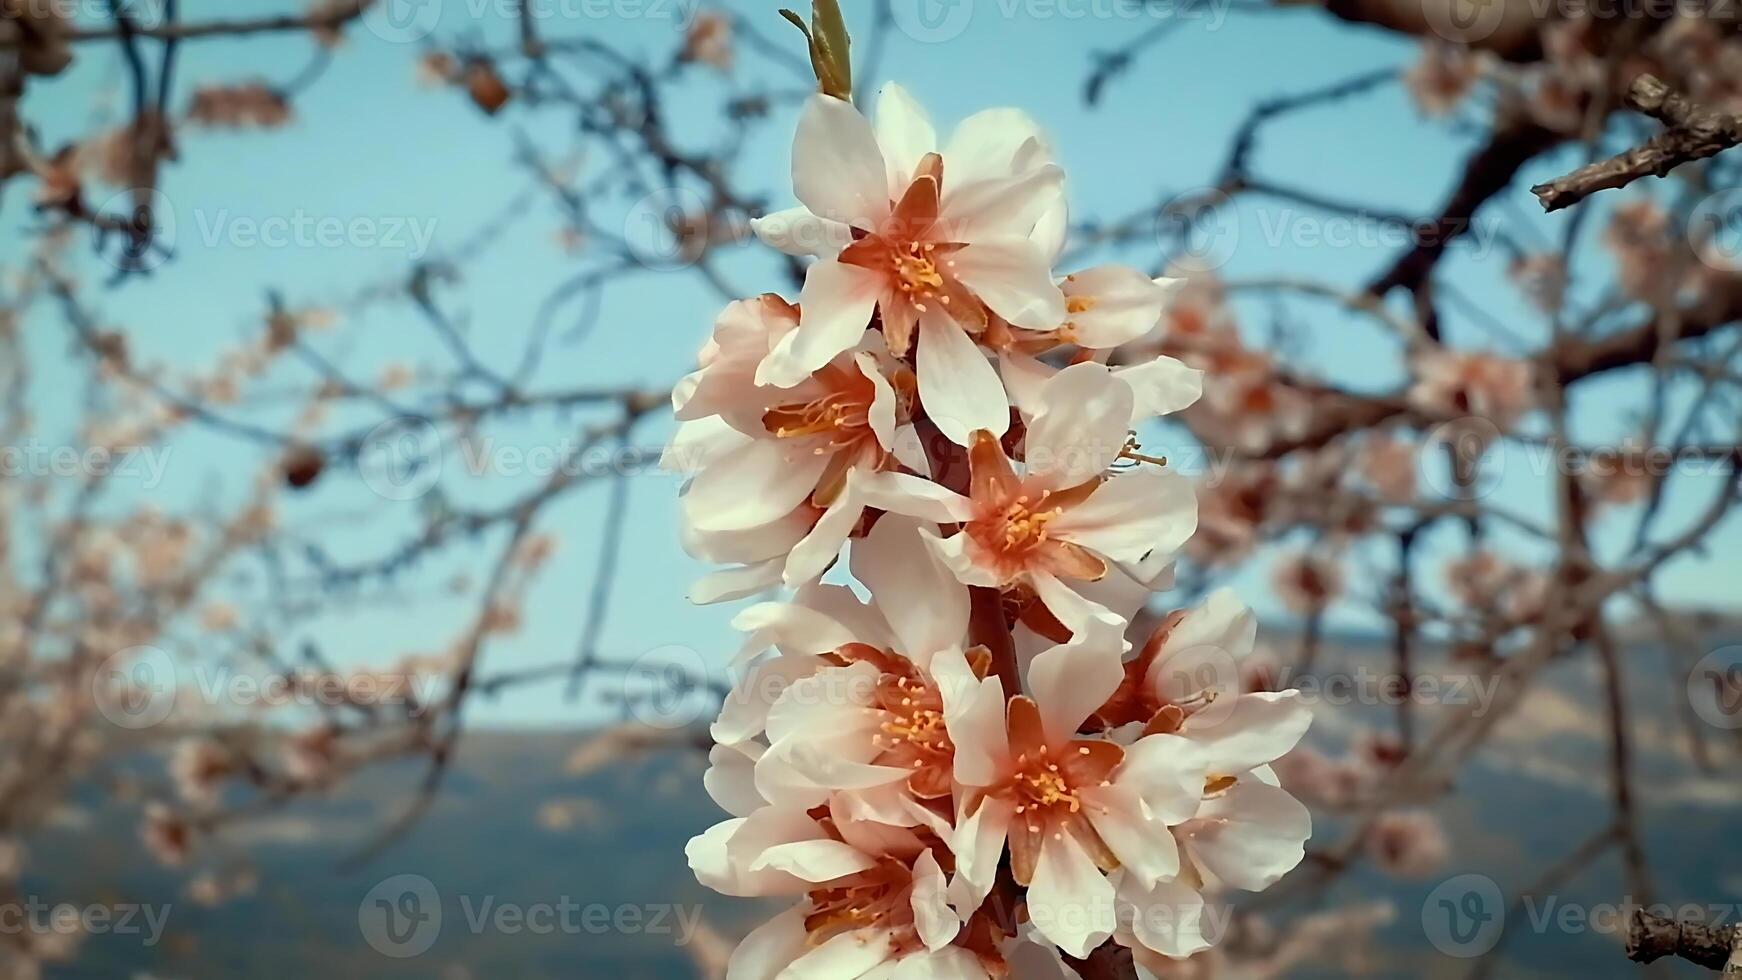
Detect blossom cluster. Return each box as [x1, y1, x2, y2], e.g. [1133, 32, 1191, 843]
[667, 85, 1314, 978]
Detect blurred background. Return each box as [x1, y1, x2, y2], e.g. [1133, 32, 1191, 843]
[2, 0, 1741, 976]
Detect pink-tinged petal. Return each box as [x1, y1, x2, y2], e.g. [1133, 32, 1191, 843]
[758, 738, 910, 805]
[685, 438, 831, 532]
[1169, 588, 1257, 656]
[1185, 691, 1313, 774]
[922, 526, 1004, 589]
[751, 205, 852, 257]
[1027, 640, 1123, 748]
[910, 849, 960, 950]
[1023, 361, 1134, 493]
[764, 661, 881, 743]
[686, 817, 747, 895]
[690, 808, 823, 897]
[942, 107, 1047, 188]
[793, 94, 891, 228]
[855, 471, 976, 523]
[951, 237, 1066, 330]
[1060, 265, 1172, 349]
[678, 296, 798, 425]
[1115, 355, 1203, 420]
[683, 508, 809, 566]
[1052, 469, 1197, 563]
[890, 422, 930, 475]
[831, 799, 926, 857]
[860, 352, 900, 452]
[851, 517, 970, 660]
[758, 259, 882, 387]
[1119, 876, 1215, 959]
[690, 560, 784, 605]
[795, 581, 901, 648]
[1119, 733, 1208, 825]
[935, 647, 1011, 785]
[917, 309, 1009, 447]
[1027, 833, 1116, 958]
[731, 600, 859, 662]
[950, 797, 1014, 906]
[750, 838, 879, 882]
[1029, 571, 1129, 652]
[1032, 196, 1069, 264]
[1181, 775, 1312, 891]
[784, 488, 863, 588]
[726, 904, 808, 980]
[704, 741, 766, 817]
[663, 415, 751, 477]
[939, 164, 1065, 242]
[875, 83, 938, 200]
[712, 653, 823, 745]
[783, 926, 899, 980]
[1080, 782, 1180, 888]
[998, 351, 1055, 418]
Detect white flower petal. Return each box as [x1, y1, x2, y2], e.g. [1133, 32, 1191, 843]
[793, 94, 891, 228]
[1027, 833, 1115, 958]
[1115, 355, 1203, 420]
[752, 206, 853, 258]
[851, 517, 969, 660]
[1028, 639, 1123, 748]
[1060, 265, 1172, 349]
[1120, 733, 1209, 825]
[1182, 776, 1312, 891]
[759, 259, 882, 387]
[911, 850, 960, 950]
[951, 237, 1066, 330]
[1186, 691, 1313, 775]
[685, 438, 831, 532]
[1053, 469, 1197, 563]
[1120, 876, 1215, 960]
[1023, 361, 1134, 493]
[1081, 783, 1181, 889]
[917, 308, 1009, 447]
[726, 904, 809, 980]
[875, 83, 938, 199]
[942, 107, 1047, 188]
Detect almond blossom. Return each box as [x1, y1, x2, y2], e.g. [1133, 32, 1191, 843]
[675, 33, 1314, 975]
[863, 362, 1197, 646]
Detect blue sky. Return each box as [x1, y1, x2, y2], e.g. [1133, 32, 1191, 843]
[8, 0, 1739, 725]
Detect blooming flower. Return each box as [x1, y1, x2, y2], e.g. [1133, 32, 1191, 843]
[752, 86, 1068, 445]
[949, 641, 1207, 957]
[865, 362, 1197, 645]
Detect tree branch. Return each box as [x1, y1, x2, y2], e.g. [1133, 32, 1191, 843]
[1533, 73, 1742, 212]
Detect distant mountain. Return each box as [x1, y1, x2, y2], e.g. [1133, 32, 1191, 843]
[22, 623, 1742, 979]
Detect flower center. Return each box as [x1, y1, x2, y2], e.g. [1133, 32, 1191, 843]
[804, 859, 912, 946]
[762, 364, 875, 451]
[1019, 763, 1083, 814]
[892, 241, 946, 306]
[979, 495, 1061, 558]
